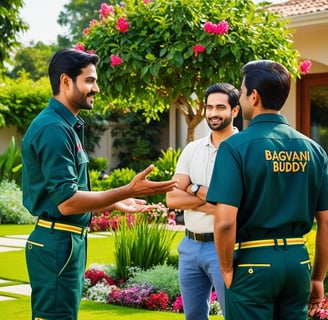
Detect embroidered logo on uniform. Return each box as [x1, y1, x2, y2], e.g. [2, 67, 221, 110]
[265, 150, 310, 172]
[77, 143, 83, 152]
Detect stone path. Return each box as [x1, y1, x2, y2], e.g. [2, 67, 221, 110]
[0, 225, 185, 302]
[0, 234, 31, 301]
[0, 232, 113, 301]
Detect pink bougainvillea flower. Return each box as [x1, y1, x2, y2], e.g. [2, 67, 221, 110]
[215, 20, 229, 35]
[84, 19, 99, 35]
[87, 49, 95, 54]
[204, 21, 216, 34]
[110, 55, 124, 67]
[99, 3, 115, 19]
[299, 59, 312, 75]
[204, 20, 229, 35]
[193, 44, 205, 57]
[116, 17, 129, 33]
[143, 0, 151, 3]
[74, 43, 85, 51]
[89, 19, 99, 27]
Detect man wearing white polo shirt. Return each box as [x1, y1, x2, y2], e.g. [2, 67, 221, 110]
[166, 83, 240, 319]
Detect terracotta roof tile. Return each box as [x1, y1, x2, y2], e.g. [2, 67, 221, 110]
[266, 0, 328, 17]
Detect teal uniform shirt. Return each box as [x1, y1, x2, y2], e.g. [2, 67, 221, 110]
[207, 114, 328, 241]
[22, 98, 91, 227]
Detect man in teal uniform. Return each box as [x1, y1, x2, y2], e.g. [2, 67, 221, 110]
[21, 48, 177, 320]
[206, 60, 328, 319]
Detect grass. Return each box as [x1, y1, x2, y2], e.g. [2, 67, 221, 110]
[0, 224, 222, 319]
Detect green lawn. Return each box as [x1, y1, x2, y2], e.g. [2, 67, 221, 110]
[0, 224, 222, 319]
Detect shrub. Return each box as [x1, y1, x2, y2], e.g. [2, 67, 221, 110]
[145, 147, 182, 204]
[0, 180, 36, 224]
[126, 264, 180, 301]
[113, 210, 178, 281]
[89, 169, 111, 191]
[106, 167, 136, 188]
[89, 157, 109, 171]
[0, 136, 22, 186]
[108, 282, 155, 308]
[89, 167, 136, 192]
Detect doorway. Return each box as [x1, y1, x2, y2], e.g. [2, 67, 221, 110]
[297, 73, 328, 153]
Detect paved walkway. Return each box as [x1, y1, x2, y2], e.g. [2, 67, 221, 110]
[0, 234, 31, 301]
[0, 224, 185, 301]
[0, 232, 113, 301]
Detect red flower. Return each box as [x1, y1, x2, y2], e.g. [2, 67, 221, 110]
[99, 3, 115, 19]
[110, 55, 124, 67]
[74, 43, 85, 51]
[85, 269, 116, 286]
[193, 44, 205, 57]
[116, 17, 129, 33]
[144, 291, 170, 310]
[299, 60, 312, 75]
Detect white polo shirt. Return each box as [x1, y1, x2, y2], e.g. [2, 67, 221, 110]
[175, 130, 238, 233]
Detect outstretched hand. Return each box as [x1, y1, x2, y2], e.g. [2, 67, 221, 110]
[128, 164, 178, 197]
[113, 198, 161, 213]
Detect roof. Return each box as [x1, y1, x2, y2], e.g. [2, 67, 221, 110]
[266, 0, 328, 17]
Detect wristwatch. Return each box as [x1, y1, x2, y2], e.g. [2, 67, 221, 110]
[191, 184, 201, 196]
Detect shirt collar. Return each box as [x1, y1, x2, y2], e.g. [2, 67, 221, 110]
[205, 127, 239, 147]
[49, 97, 83, 128]
[249, 113, 289, 127]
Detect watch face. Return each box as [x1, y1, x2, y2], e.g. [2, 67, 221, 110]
[191, 184, 198, 193]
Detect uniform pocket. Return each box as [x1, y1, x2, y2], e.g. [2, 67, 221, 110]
[26, 240, 45, 248]
[237, 263, 271, 275]
[230, 262, 273, 292]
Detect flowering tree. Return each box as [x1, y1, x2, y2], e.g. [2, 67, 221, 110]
[78, 0, 301, 142]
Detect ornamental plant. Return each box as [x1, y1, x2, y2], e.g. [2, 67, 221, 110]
[113, 208, 178, 281]
[108, 283, 155, 308]
[78, 0, 301, 142]
[83, 264, 222, 314]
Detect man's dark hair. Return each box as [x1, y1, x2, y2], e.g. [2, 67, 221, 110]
[241, 60, 290, 111]
[48, 48, 100, 95]
[205, 82, 240, 108]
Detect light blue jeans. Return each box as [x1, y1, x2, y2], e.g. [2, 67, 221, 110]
[178, 236, 225, 319]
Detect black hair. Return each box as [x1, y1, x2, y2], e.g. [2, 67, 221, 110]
[205, 82, 240, 108]
[241, 60, 290, 110]
[48, 48, 100, 95]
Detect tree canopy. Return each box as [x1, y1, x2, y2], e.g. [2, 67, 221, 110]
[9, 42, 57, 80]
[78, 0, 301, 142]
[57, 0, 109, 44]
[0, 0, 28, 70]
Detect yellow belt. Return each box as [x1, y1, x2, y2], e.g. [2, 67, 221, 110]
[37, 218, 87, 236]
[234, 238, 304, 250]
